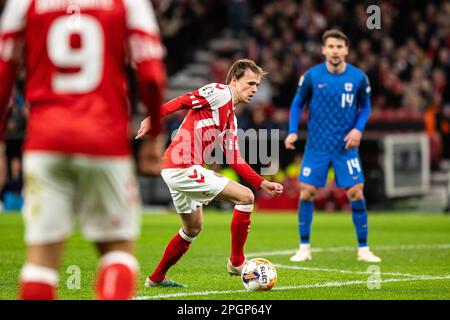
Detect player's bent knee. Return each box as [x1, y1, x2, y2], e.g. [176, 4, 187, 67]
[300, 192, 315, 201]
[300, 185, 317, 201]
[347, 184, 364, 201]
[239, 188, 255, 204]
[183, 224, 203, 237]
[242, 189, 255, 204]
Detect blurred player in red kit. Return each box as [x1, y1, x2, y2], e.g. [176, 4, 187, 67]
[136, 59, 283, 287]
[0, 0, 165, 300]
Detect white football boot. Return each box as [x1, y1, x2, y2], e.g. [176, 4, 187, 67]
[290, 244, 312, 262]
[227, 258, 246, 276]
[357, 247, 381, 263]
[144, 276, 187, 287]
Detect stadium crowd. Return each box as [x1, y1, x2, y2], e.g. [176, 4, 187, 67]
[1, 0, 450, 211]
[211, 0, 450, 142]
[208, 0, 450, 210]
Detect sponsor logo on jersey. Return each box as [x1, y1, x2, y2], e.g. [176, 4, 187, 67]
[345, 82, 353, 92]
[318, 83, 328, 89]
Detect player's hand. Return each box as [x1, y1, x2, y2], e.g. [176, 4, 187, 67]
[284, 133, 298, 150]
[135, 117, 151, 139]
[260, 180, 284, 197]
[344, 129, 362, 150]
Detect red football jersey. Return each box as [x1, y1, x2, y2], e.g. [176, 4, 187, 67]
[0, 0, 165, 155]
[160, 83, 264, 189]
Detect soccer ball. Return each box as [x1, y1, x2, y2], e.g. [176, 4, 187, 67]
[241, 258, 277, 291]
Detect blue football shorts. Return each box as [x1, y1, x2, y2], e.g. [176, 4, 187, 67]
[299, 147, 365, 189]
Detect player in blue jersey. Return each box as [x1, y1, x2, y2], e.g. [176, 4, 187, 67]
[285, 29, 381, 263]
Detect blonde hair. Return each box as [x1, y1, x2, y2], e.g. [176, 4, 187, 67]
[225, 59, 268, 84]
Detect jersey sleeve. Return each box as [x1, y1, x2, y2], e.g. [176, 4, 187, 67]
[160, 83, 229, 117]
[288, 71, 312, 134]
[222, 127, 264, 190]
[0, 0, 29, 141]
[124, 0, 166, 136]
[354, 74, 372, 132]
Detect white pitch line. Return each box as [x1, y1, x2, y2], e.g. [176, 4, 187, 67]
[246, 243, 450, 258]
[134, 275, 450, 300]
[274, 264, 431, 278]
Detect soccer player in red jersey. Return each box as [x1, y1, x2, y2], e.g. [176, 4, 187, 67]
[135, 59, 284, 287]
[0, 0, 166, 299]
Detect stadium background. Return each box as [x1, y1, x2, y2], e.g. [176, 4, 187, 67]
[0, 0, 449, 214]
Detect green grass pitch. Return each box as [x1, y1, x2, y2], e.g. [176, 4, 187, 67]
[0, 211, 449, 300]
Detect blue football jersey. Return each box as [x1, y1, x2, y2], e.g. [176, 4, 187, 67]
[289, 62, 371, 153]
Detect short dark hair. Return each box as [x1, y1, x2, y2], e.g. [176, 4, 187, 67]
[322, 29, 349, 46]
[226, 59, 268, 84]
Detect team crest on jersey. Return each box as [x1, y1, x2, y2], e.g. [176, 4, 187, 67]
[302, 167, 311, 177]
[199, 84, 215, 97]
[345, 83, 353, 92]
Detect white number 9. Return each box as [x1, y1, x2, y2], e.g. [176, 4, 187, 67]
[47, 15, 104, 94]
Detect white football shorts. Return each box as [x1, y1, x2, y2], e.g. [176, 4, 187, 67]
[22, 152, 142, 245]
[161, 165, 230, 214]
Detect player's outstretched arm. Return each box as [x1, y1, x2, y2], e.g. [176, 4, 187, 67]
[135, 83, 221, 139]
[0, 0, 26, 132]
[134, 94, 194, 139]
[135, 117, 151, 139]
[125, 0, 166, 136]
[0, 58, 17, 130]
[287, 72, 311, 148]
[222, 133, 283, 197]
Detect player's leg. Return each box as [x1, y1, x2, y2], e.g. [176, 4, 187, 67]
[145, 166, 223, 287]
[334, 151, 381, 262]
[77, 157, 142, 299]
[20, 242, 64, 300]
[347, 183, 368, 248]
[290, 182, 318, 261]
[146, 206, 202, 287]
[291, 149, 329, 262]
[94, 240, 139, 299]
[347, 183, 381, 262]
[19, 153, 75, 300]
[215, 181, 255, 275]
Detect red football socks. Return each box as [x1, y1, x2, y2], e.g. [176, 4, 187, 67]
[149, 229, 194, 283]
[230, 205, 253, 267]
[19, 264, 58, 300]
[95, 251, 139, 300]
[20, 281, 56, 300]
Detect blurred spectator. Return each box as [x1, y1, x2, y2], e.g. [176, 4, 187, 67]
[248, 102, 275, 130]
[152, 0, 226, 75]
[437, 103, 450, 159]
[1, 157, 23, 212]
[232, 0, 450, 114]
[0, 143, 6, 211]
[226, 0, 251, 38]
[2, 0, 450, 211]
